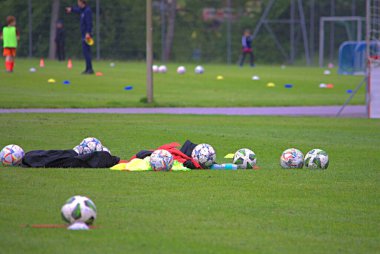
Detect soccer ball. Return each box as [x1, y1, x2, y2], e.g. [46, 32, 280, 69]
[280, 148, 304, 169]
[0, 144, 25, 166]
[191, 143, 216, 168]
[304, 149, 329, 169]
[74, 137, 103, 155]
[177, 66, 186, 74]
[233, 148, 256, 169]
[194, 65, 204, 74]
[61, 195, 97, 225]
[152, 65, 159, 73]
[150, 149, 174, 171]
[158, 65, 167, 73]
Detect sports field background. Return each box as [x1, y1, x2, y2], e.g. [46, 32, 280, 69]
[0, 59, 365, 108]
[0, 59, 379, 253]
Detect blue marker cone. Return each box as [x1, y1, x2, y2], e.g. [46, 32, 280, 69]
[284, 84, 293, 88]
[124, 86, 133, 90]
[346, 89, 353, 94]
[63, 80, 70, 85]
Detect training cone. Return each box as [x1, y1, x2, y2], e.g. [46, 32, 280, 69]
[67, 59, 73, 69]
[39, 58, 45, 68]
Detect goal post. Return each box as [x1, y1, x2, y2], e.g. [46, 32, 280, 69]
[368, 57, 380, 118]
[366, 0, 380, 118]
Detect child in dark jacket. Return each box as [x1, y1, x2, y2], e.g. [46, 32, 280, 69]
[239, 29, 255, 67]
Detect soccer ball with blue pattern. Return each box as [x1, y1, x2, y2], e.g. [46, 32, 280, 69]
[61, 195, 97, 225]
[304, 149, 329, 169]
[73, 137, 110, 155]
[150, 149, 174, 171]
[0, 144, 25, 166]
[280, 148, 304, 169]
[191, 143, 216, 168]
[233, 148, 256, 169]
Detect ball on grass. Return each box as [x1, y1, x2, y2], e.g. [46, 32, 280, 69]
[150, 149, 174, 171]
[61, 195, 97, 225]
[195, 65, 204, 74]
[280, 148, 304, 169]
[304, 149, 329, 169]
[158, 65, 167, 73]
[191, 143, 216, 168]
[0, 144, 25, 166]
[177, 66, 186, 74]
[233, 148, 256, 169]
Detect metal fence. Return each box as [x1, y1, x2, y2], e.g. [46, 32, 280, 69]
[0, 0, 366, 65]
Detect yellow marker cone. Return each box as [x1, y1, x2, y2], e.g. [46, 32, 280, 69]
[224, 153, 235, 159]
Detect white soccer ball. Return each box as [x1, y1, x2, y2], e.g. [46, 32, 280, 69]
[304, 149, 329, 169]
[152, 65, 159, 73]
[61, 195, 97, 225]
[323, 70, 331, 75]
[158, 65, 167, 73]
[29, 67, 36, 73]
[252, 75, 260, 80]
[194, 65, 204, 74]
[191, 143, 216, 168]
[177, 66, 186, 74]
[233, 148, 256, 169]
[110, 62, 115, 68]
[280, 148, 304, 169]
[150, 149, 174, 171]
[0, 144, 25, 166]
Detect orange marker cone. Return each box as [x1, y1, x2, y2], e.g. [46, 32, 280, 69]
[39, 58, 45, 67]
[67, 58, 72, 69]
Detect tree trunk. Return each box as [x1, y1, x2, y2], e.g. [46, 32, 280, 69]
[163, 0, 176, 61]
[48, 0, 60, 60]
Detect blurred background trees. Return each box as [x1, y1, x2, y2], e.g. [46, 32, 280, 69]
[0, 0, 365, 64]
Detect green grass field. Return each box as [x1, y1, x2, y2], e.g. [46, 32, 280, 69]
[1, 114, 379, 253]
[0, 59, 365, 108]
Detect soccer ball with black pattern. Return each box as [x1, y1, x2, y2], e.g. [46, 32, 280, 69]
[0, 144, 25, 166]
[304, 149, 329, 169]
[280, 148, 304, 169]
[233, 148, 256, 169]
[150, 149, 174, 171]
[61, 195, 97, 225]
[191, 143, 216, 168]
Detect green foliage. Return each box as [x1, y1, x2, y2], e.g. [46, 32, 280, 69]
[0, 114, 379, 253]
[0, 0, 366, 63]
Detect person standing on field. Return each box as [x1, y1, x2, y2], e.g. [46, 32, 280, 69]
[0, 16, 20, 73]
[55, 20, 65, 61]
[239, 29, 255, 67]
[66, 0, 94, 74]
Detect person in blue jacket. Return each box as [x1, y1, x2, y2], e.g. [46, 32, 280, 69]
[66, 0, 94, 74]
